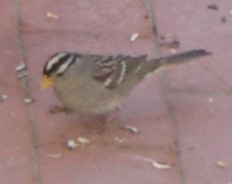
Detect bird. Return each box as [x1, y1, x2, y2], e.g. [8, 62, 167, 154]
[41, 49, 210, 119]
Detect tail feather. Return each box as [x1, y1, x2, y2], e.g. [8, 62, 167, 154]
[139, 49, 211, 77]
[156, 49, 211, 66]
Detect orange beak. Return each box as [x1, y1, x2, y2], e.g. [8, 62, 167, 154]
[40, 75, 54, 89]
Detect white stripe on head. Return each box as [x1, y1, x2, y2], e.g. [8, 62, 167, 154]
[56, 55, 75, 75]
[46, 52, 67, 71]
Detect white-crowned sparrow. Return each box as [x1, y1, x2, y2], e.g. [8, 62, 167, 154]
[41, 49, 210, 116]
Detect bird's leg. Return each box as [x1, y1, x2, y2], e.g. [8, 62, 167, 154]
[105, 106, 122, 123]
[48, 105, 73, 114]
[82, 106, 122, 133]
[81, 115, 107, 134]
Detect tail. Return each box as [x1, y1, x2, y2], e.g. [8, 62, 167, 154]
[155, 49, 211, 66]
[139, 49, 211, 77]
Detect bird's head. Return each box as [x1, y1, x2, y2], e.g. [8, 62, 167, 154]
[40, 52, 76, 89]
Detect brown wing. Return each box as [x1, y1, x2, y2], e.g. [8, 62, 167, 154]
[92, 54, 147, 90]
[92, 49, 210, 90]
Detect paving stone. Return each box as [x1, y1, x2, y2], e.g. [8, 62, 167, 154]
[1, 0, 231, 183]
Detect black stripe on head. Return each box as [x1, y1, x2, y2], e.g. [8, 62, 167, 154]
[43, 52, 76, 77]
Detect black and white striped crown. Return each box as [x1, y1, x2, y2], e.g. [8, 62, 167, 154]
[43, 52, 77, 77]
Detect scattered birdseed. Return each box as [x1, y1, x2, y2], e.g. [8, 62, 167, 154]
[77, 137, 90, 145]
[46, 12, 59, 19]
[0, 94, 8, 101]
[15, 63, 26, 72]
[16, 71, 28, 79]
[115, 136, 126, 143]
[130, 33, 140, 42]
[207, 4, 218, 10]
[132, 155, 171, 170]
[216, 160, 227, 168]
[121, 125, 139, 134]
[15, 62, 27, 79]
[66, 139, 79, 149]
[24, 97, 35, 104]
[151, 161, 171, 169]
[126, 125, 139, 133]
[47, 153, 62, 158]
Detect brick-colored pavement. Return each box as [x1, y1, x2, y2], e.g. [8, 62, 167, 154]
[1, 0, 232, 184]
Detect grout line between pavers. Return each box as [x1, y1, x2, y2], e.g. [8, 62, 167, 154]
[144, 0, 160, 58]
[160, 82, 186, 184]
[145, 0, 186, 184]
[167, 89, 232, 96]
[13, 0, 41, 184]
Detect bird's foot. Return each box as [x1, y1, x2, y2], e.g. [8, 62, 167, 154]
[48, 105, 73, 114]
